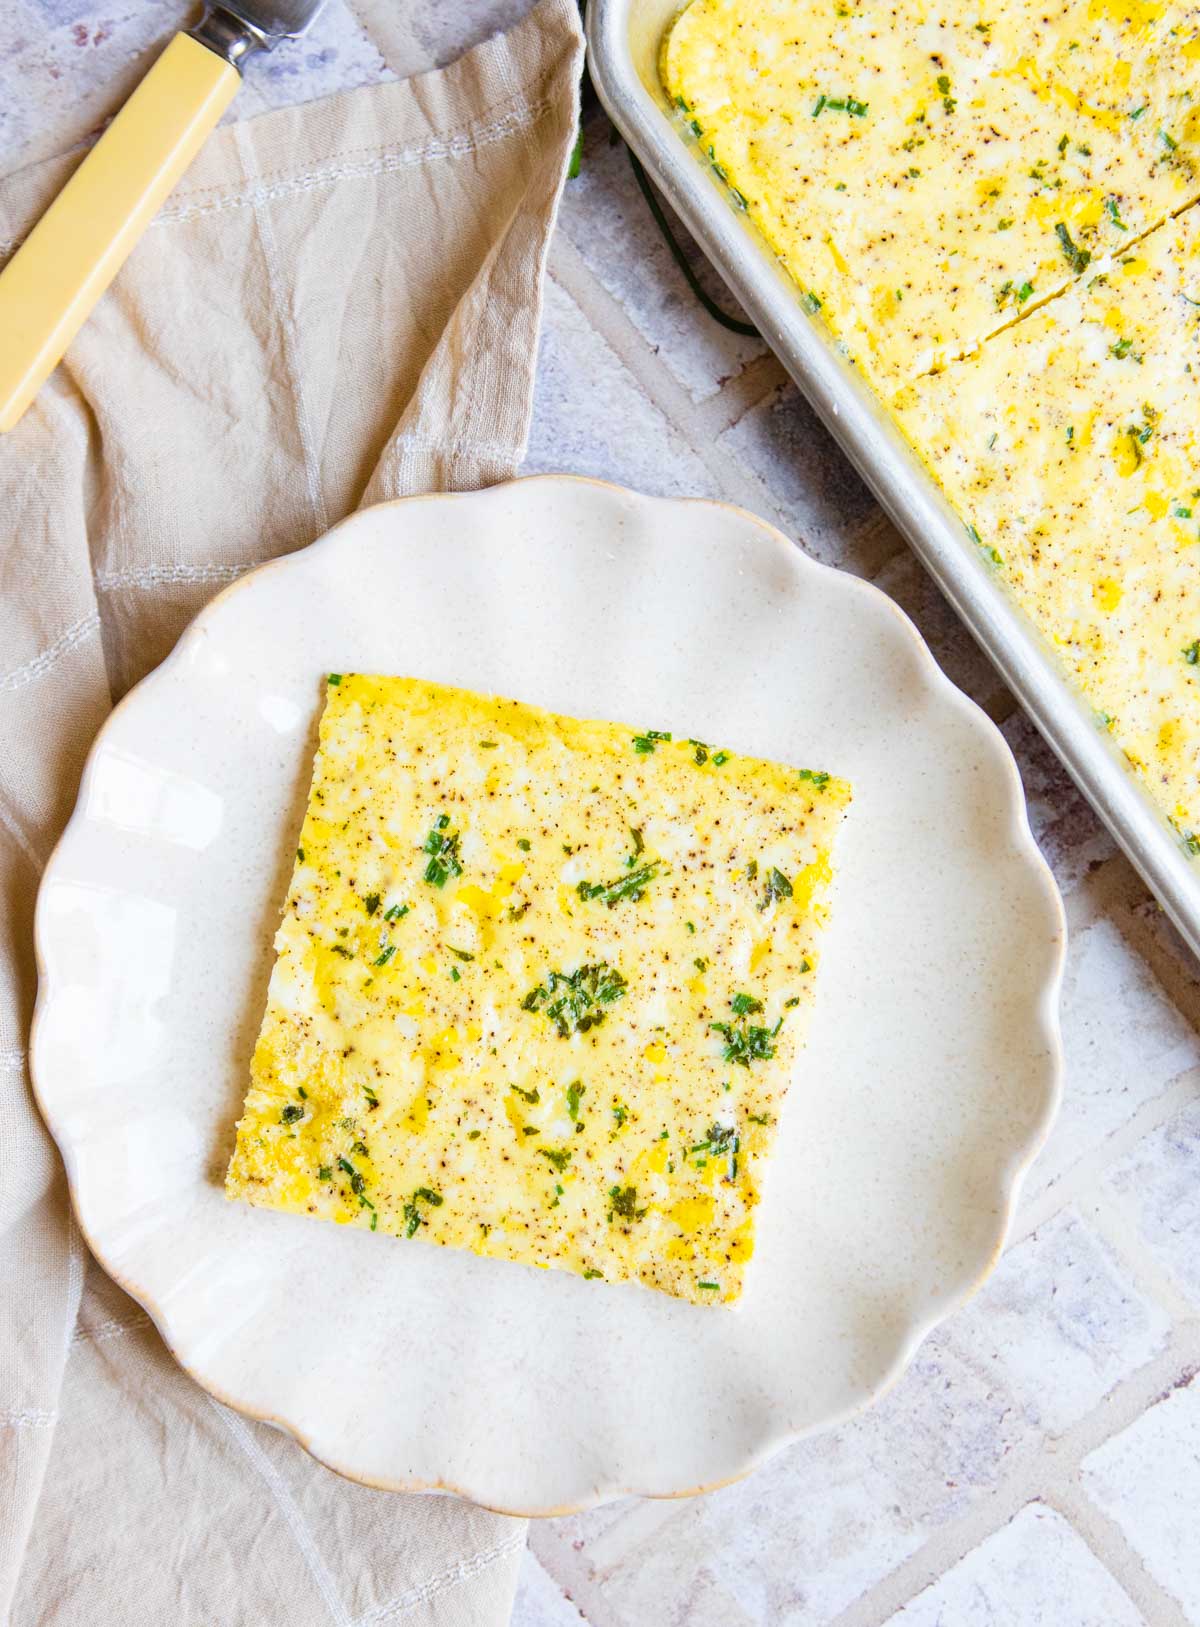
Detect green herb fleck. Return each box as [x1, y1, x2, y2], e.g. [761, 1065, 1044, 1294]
[801, 291, 823, 315]
[422, 814, 464, 887]
[632, 728, 672, 754]
[402, 1186, 443, 1237]
[517, 838, 532, 852]
[363, 892, 381, 916]
[337, 1155, 368, 1203]
[373, 944, 396, 968]
[1183, 641, 1200, 666]
[566, 1080, 585, 1121]
[758, 866, 793, 911]
[383, 903, 409, 922]
[731, 992, 763, 1016]
[538, 1147, 572, 1173]
[711, 997, 783, 1067]
[1104, 195, 1128, 231]
[318, 1164, 332, 1180]
[280, 1103, 303, 1124]
[577, 862, 660, 908]
[1054, 221, 1091, 274]
[607, 1184, 645, 1222]
[522, 963, 628, 1037]
[327, 673, 342, 686]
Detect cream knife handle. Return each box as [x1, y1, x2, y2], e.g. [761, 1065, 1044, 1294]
[0, 31, 241, 434]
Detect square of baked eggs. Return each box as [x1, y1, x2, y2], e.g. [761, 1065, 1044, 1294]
[226, 675, 851, 1305]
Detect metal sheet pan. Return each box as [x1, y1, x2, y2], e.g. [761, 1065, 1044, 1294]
[587, 0, 1200, 960]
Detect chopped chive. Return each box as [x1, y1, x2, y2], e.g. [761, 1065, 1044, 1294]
[1054, 221, 1090, 274]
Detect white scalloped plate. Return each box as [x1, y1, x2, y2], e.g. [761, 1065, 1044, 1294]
[31, 476, 1064, 1513]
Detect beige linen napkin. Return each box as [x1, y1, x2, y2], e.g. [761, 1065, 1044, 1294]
[0, 4, 582, 1622]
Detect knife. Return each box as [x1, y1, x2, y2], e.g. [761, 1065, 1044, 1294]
[0, 1, 325, 434]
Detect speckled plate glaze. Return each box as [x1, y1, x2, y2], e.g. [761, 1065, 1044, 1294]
[31, 476, 1065, 1513]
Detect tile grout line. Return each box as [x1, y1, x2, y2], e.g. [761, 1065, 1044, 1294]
[690, 350, 789, 439]
[1082, 1184, 1200, 1328]
[824, 1328, 1200, 1627]
[1041, 1481, 1193, 1627]
[1004, 1063, 1200, 1252]
[528, 1522, 632, 1627]
[1059, 847, 1200, 1038]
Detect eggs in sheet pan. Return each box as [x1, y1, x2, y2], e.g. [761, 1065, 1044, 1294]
[664, 0, 1200, 841]
[896, 208, 1200, 835]
[226, 676, 851, 1304]
[663, 0, 1199, 396]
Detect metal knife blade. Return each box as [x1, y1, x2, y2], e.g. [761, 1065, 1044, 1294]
[189, 0, 327, 67]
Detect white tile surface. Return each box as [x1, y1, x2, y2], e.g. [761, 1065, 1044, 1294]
[511, 1547, 590, 1627]
[885, 1503, 1147, 1627]
[1105, 1098, 1200, 1307]
[1035, 917, 1200, 1191]
[556, 110, 766, 404]
[938, 1209, 1170, 1438]
[1080, 1374, 1200, 1623]
[718, 384, 894, 572]
[525, 276, 727, 501]
[0, 0, 390, 173]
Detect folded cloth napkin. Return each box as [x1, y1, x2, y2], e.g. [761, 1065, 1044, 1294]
[0, 4, 582, 1622]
